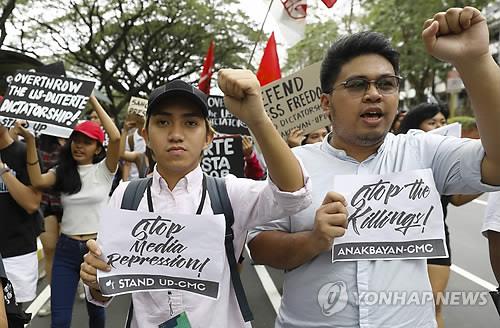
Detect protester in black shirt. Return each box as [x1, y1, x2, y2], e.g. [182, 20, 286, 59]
[0, 123, 41, 304]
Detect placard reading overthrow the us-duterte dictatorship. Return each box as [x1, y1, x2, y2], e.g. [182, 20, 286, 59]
[97, 207, 226, 298]
[261, 62, 329, 140]
[0, 71, 95, 138]
[332, 169, 448, 262]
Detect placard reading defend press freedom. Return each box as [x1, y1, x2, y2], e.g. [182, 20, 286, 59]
[0, 71, 95, 138]
[261, 62, 329, 140]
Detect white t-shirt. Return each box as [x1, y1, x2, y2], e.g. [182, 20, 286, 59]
[59, 160, 115, 235]
[482, 191, 500, 236]
[125, 129, 146, 180]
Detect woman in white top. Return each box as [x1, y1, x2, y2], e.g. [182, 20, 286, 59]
[16, 95, 120, 328]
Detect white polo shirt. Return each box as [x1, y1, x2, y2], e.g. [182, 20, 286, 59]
[249, 130, 500, 328]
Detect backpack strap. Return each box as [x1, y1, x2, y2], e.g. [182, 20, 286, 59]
[120, 177, 152, 210]
[121, 177, 152, 328]
[205, 175, 254, 322]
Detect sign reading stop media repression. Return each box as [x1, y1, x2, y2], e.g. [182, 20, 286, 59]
[261, 62, 329, 140]
[97, 207, 225, 298]
[202, 136, 244, 178]
[0, 71, 95, 138]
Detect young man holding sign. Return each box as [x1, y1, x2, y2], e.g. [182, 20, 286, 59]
[80, 74, 311, 327]
[248, 7, 500, 328]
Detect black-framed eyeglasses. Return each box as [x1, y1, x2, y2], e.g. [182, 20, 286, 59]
[330, 75, 402, 97]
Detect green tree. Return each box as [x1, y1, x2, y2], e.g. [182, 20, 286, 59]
[0, 0, 16, 47]
[284, 20, 339, 74]
[16, 0, 259, 117]
[360, 0, 490, 105]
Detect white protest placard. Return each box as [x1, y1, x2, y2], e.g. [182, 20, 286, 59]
[127, 96, 147, 117]
[332, 169, 447, 262]
[428, 122, 461, 138]
[261, 62, 329, 140]
[97, 207, 226, 298]
[0, 71, 95, 138]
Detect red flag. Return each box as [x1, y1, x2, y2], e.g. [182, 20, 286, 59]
[321, 0, 337, 8]
[256, 32, 281, 86]
[198, 39, 215, 95]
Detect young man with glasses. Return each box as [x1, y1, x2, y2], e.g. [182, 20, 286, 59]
[248, 7, 500, 328]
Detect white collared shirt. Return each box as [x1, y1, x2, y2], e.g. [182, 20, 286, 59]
[249, 130, 500, 328]
[89, 164, 311, 328]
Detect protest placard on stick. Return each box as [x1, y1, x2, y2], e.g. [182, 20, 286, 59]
[261, 62, 329, 140]
[0, 71, 95, 137]
[127, 96, 148, 117]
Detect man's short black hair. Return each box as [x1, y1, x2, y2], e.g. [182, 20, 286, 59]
[320, 31, 400, 94]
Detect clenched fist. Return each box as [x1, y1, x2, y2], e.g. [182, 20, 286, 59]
[217, 69, 269, 128]
[311, 191, 348, 253]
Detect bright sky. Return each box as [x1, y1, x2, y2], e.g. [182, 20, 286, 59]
[238, 0, 359, 65]
[3, 0, 358, 94]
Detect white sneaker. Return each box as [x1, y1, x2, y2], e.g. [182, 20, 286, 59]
[38, 300, 51, 317]
[78, 280, 86, 301]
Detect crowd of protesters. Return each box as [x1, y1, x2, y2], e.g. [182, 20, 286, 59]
[0, 5, 500, 328]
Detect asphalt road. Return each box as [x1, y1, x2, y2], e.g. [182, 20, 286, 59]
[27, 194, 500, 327]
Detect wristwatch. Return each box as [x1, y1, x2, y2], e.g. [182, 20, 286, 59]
[0, 163, 10, 177]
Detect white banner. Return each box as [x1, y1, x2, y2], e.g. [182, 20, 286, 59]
[332, 169, 447, 262]
[261, 62, 329, 140]
[97, 207, 226, 298]
[127, 96, 147, 117]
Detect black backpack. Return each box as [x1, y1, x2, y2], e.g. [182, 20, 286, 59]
[120, 175, 253, 326]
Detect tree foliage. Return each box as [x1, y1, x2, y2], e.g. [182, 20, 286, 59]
[0, 0, 16, 47]
[284, 20, 339, 74]
[15, 0, 260, 116]
[360, 0, 490, 105]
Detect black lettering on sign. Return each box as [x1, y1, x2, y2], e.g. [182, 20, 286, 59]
[347, 178, 434, 236]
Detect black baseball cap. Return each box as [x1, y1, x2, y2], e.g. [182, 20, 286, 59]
[147, 80, 209, 118]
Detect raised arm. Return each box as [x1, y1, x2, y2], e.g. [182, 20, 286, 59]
[89, 96, 120, 172]
[218, 69, 303, 192]
[0, 157, 41, 214]
[422, 7, 500, 185]
[13, 121, 56, 191]
[249, 192, 348, 269]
